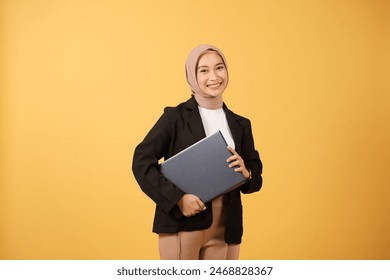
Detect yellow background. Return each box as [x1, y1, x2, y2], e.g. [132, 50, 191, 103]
[1, 0, 389, 259]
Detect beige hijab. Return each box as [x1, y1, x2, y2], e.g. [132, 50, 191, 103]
[185, 44, 229, 96]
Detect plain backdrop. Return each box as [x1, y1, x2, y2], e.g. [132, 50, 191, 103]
[1, 0, 389, 259]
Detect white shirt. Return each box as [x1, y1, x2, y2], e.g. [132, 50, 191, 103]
[198, 106, 235, 150]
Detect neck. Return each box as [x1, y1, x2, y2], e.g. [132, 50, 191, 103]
[194, 94, 223, 109]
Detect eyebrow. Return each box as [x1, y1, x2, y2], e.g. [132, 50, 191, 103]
[197, 62, 224, 69]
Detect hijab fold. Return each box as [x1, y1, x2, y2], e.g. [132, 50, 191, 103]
[185, 44, 229, 96]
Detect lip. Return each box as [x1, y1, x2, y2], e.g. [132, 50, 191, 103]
[207, 82, 222, 88]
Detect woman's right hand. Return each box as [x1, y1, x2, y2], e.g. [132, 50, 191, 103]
[177, 194, 206, 217]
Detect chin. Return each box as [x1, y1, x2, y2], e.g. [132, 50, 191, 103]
[204, 88, 225, 97]
[205, 92, 223, 99]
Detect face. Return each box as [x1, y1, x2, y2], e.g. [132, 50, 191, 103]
[196, 51, 228, 99]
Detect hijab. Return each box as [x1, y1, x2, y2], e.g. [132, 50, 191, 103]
[185, 44, 229, 96]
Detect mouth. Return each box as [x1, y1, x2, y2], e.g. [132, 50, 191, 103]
[207, 82, 222, 89]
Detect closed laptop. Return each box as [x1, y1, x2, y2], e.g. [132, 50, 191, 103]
[160, 131, 246, 203]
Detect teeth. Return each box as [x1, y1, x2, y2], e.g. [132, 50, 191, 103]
[207, 83, 221, 88]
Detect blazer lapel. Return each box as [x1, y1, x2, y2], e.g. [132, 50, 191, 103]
[224, 105, 243, 155]
[183, 97, 206, 142]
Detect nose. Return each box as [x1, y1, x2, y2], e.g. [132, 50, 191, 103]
[209, 69, 218, 81]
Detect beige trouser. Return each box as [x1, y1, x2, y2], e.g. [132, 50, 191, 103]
[158, 196, 240, 260]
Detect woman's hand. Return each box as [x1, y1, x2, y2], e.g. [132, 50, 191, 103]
[227, 146, 251, 179]
[178, 194, 206, 217]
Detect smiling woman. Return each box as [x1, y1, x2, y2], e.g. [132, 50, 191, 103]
[132, 44, 263, 260]
[1, 0, 388, 261]
[195, 51, 228, 108]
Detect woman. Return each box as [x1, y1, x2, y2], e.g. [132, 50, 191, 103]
[132, 44, 263, 260]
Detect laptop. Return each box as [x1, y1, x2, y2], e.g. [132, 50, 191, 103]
[160, 131, 246, 203]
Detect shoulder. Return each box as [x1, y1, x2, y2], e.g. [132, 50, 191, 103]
[162, 97, 196, 119]
[163, 99, 188, 113]
[224, 104, 252, 126]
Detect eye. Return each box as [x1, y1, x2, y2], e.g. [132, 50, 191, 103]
[198, 68, 208, 74]
[217, 65, 225, 70]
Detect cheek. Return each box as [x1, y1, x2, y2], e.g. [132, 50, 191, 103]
[221, 71, 228, 81]
[197, 76, 206, 87]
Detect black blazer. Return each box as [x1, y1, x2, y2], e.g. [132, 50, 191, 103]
[132, 96, 262, 244]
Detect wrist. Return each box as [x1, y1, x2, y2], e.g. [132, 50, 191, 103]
[245, 169, 252, 180]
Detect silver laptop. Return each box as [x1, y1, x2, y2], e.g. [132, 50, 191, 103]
[160, 131, 246, 203]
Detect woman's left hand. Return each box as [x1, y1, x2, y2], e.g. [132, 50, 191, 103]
[227, 146, 251, 179]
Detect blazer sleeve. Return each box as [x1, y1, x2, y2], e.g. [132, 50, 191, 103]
[240, 119, 263, 194]
[132, 108, 186, 215]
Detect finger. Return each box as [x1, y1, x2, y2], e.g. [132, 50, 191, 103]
[183, 211, 192, 217]
[226, 154, 239, 163]
[195, 198, 206, 211]
[229, 159, 241, 168]
[190, 195, 206, 211]
[227, 146, 238, 155]
[234, 166, 244, 172]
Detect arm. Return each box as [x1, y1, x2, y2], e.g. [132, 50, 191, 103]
[233, 119, 263, 194]
[132, 109, 185, 215]
[132, 108, 206, 218]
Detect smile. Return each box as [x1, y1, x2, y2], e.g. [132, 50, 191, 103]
[207, 82, 222, 89]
